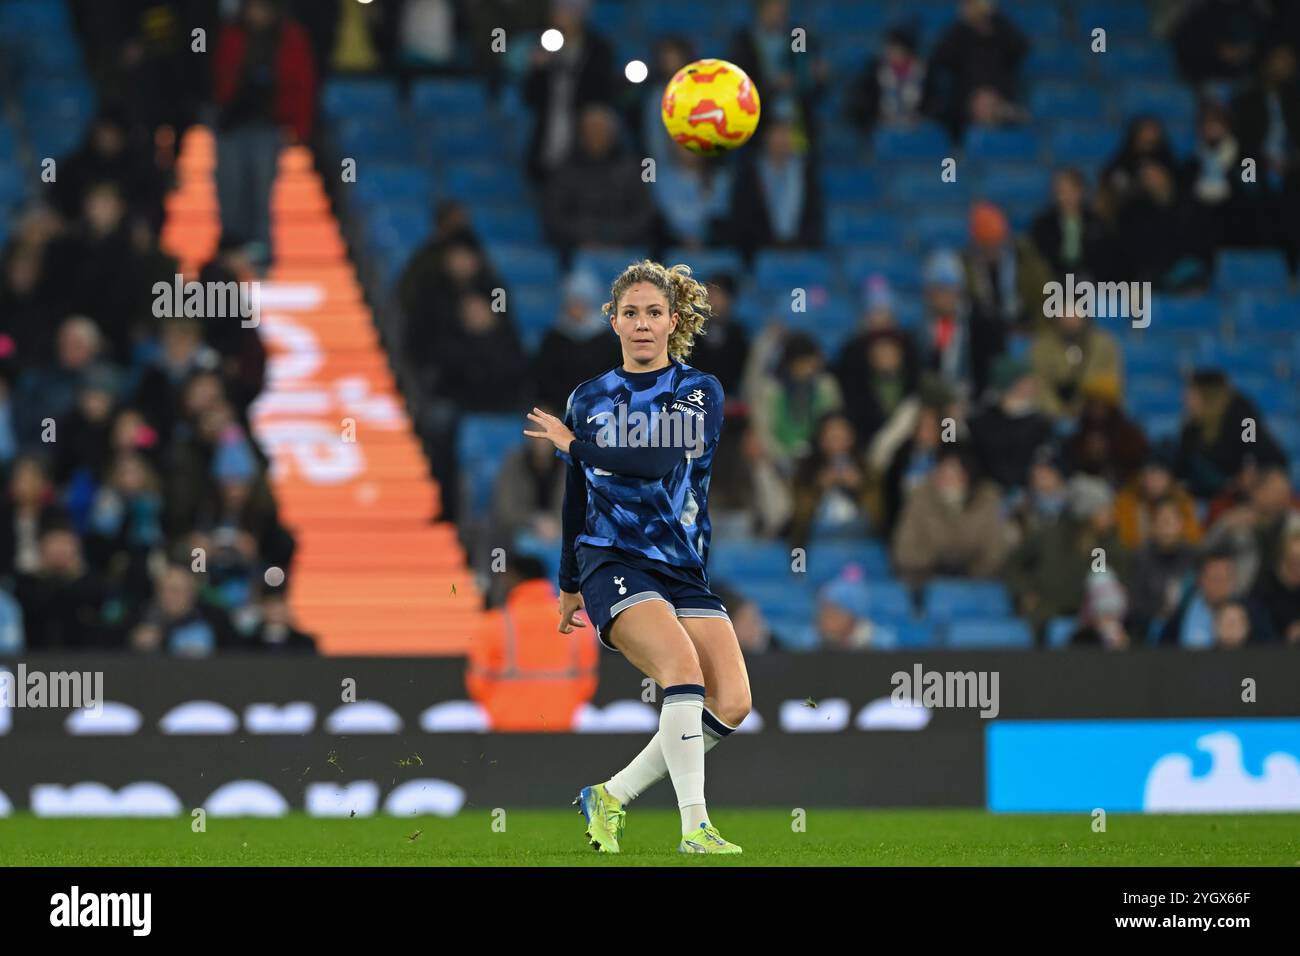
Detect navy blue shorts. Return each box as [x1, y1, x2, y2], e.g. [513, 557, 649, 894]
[578, 548, 729, 652]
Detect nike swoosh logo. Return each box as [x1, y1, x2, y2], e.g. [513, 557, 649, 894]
[681, 734, 702, 740]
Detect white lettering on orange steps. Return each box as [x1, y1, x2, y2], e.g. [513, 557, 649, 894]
[161, 126, 482, 654]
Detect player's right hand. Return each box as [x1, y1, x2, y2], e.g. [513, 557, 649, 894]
[558, 590, 587, 633]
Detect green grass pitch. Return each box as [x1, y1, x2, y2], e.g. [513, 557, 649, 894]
[3, 811, 1298, 865]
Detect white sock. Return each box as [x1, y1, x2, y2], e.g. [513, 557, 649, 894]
[657, 683, 707, 834]
[605, 705, 736, 804]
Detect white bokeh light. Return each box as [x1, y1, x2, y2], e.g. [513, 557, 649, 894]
[624, 60, 648, 83]
[541, 29, 564, 52]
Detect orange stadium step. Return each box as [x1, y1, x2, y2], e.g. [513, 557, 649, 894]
[162, 126, 484, 654]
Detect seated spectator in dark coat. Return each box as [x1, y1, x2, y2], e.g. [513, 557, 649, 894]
[1175, 369, 1287, 498]
[129, 562, 241, 657]
[1183, 100, 1259, 249]
[1005, 442, 1069, 547]
[1030, 167, 1116, 281]
[1202, 464, 1300, 592]
[433, 293, 528, 412]
[0, 454, 68, 580]
[926, 0, 1027, 139]
[1212, 600, 1260, 647]
[400, 235, 505, 378]
[52, 108, 165, 233]
[241, 586, 317, 653]
[834, 326, 916, 448]
[1062, 375, 1149, 486]
[1098, 116, 1178, 222]
[846, 25, 927, 132]
[1126, 497, 1199, 642]
[690, 274, 751, 397]
[1159, 548, 1274, 647]
[1115, 441, 1204, 550]
[968, 355, 1054, 492]
[727, 112, 823, 260]
[11, 316, 109, 446]
[542, 104, 656, 260]
[14, 525, 115, 649]
[1117, 159, 1215, 291]
[728, 0, 827, 148]
[1252, 529, 1300, 644]
[1172, 0, 1267, 85]
[134, 317, 220, 445]
[531, 269, 622, 412]
[1230, 42, 1300, 261]
[787, 412, 877, 547]
[1069, 569, 1130, 649]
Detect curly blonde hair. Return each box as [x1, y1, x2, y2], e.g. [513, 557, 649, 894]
[601, 259, 712, 361]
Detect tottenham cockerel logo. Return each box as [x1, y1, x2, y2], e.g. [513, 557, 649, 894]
[614, 575, 627, 595]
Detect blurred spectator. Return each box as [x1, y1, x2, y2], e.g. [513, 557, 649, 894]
[1184, 100, 1257, 247]
[432, 293, 528, 411]
[968, 355, 1054, 491]
[524, 0, 615, 183]
[834, 322, 918, 447]
[751, 332, 842, 470]
[1230, 42, 1300, 263]
[84, 451, 164, 612]
[1203, 464, 1300, 591]
[397, 0, 460, 75]
[240, 584, 317, 653]
[918, 249, 972, 384]
[1173, 0, 1268, 85]
[1251, 529, 1300, 644]
[1029, 302, 1123, 421]
[1030, 168, 1116, 281]
[52, 108, 165, 232]
[873, 376, 965, 537]
[466, 555, 597, 729]
[14, 525, 112, 649]
[0, 238, 56, 367]
[1098, 116, 1178, 221]
[52, 364, 119, 487]
[797, 565, 894, 650]
[1117, 159, 1214, 290]
[129, 562, 241, 656]
[11, 316, 110, 446]
[541, 104, 656, 260]
[728, 112, 824, 259]
[1062, 374, 1148, 485]
[707, 415, 793, 539]
[788, 412, 877, 546]
[1115, 443, 1204, 549]
[1126, 497, 1199, 641]
[1159, 548, 1271, 647]
[0, 456, 67, 581]
[400, 231, 505, 375]
[1005, 474, 1129, 637]
[690, 275, 751, 396]
[213, 0, 318, 262]
[1069, 569, 1130, 649]
[490, 409, 567, 547]
[729, 0, 828, 148]
[714, 586, 775, 655]
[135, 317, 220, 444]
[846, 25, 927, 132]
[1212, 600, 1256, 647]
[531, 269, 621, 412]
[927, 0, 1028, 139]
[892, 444, 1008, 587]
[640, 35, 696, 157]
[1005, 442, 1069, 545]
[1175, 369, 1287, 498]
[654, 147, 734, 249]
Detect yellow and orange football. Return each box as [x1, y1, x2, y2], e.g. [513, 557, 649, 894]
[660, 57, 761, 155]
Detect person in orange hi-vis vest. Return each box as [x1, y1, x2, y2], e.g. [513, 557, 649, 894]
[466, 556, 598, 730]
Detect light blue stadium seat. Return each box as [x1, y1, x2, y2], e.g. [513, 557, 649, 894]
[1117, 83, 1197, 127]
[754, 250, 836, 291]
[1105, 44, 1175, 79]
[472, 203, 543, 243]
[333, 121, 414, 162]
[829, 206, 898, 245]
[841, 245, 923, 292]
[1047, 616, 1076, 648]
[971, 163, 1053, 208]
[663, 248, 745, 280]
[1076, 1, 1152, 35]
[822, 124, 868, 164]
[924, 579, 1012, 622]
[1047, 121, 1121, 167]
[873, 122, 950, 162]
[351, 164, 435, 206]
[572, 248, 651, 282]
[409, 78, 488, 116]
[964, 126, 1039, 162]
[821, 165, 880, 203]
[887, 166, 973, 208]
[1148, 295, 1220, 333]
[442, 163, 526, 204]
[894, 620, 937, 648]
[945, 618, 1033, 649]
[1029, 83, 1103, 123]
[1003, 3, 1063, 37]
[321, 78, 400, 117]
[1235, 293, 1300, 334]
[1215, 250, 1290, 292]
[804, 540, 892, 585]
[484, 245, 559, 288]
[909, 211, 968, 250]
[1024, 43, 1089, 81]
[813, 0, 889, 32]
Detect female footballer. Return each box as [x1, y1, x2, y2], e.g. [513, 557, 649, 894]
[523, 260, 750, 854]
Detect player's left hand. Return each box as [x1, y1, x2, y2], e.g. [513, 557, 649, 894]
[524, 407, 575, 453]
